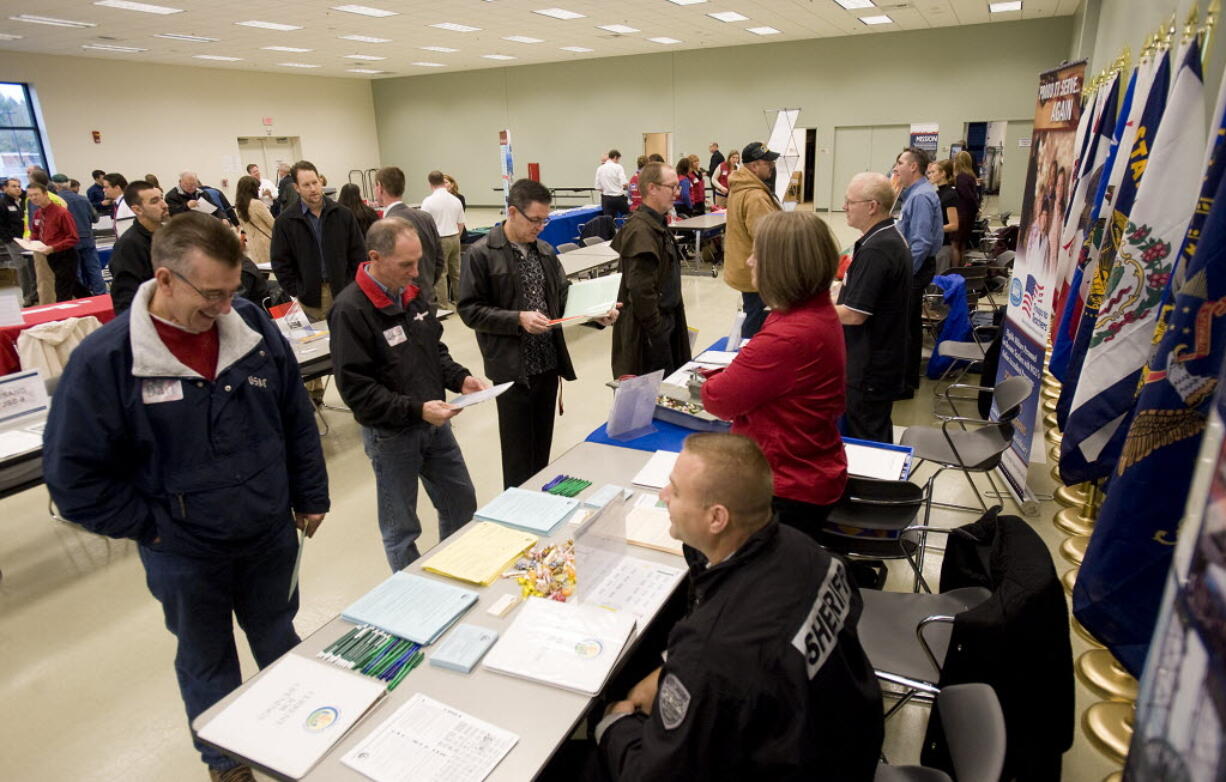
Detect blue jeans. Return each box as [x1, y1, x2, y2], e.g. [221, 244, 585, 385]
[76, 245, 106, 295]
[362, 421, 477, 572]
[741, 291, 768, 338]
[139, 525, 300, 770]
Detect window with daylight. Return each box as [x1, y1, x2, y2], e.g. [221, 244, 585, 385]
[0, 83, 49, 184]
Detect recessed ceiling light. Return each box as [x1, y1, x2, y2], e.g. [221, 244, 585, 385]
[420, 45, 458, 52]
[0, 33, 23, 40]
[262, 45, 312, 52]
[348, 68, 387, 73]
[858, 14, 892, 24]
[667, 0, 707, 5]
[344, 53, 385, 60]
[482, 54, 516, 60]
[155, 33, 218, 42]
[236, 20, 302, 31]
[82, 43, 146, 52]
[339, 34, 390, 42]
[503, 35, 544, 43]
[648, 36, 682, 44]
[989, 1, 1022, 11]
[597, 24, 639, 34]
[746, 25, 781, 34]
[534, 8, 585, 20]
[431, 22, 481, 32]
[560, 45, 593, 52]
[834, 0, 876, 9]
[10, 15, 97, 28]
[410, 61, 446, 67]
[95, 0, 182, 14]
[194, 54, 242, 60]
[708, 11, 748, 22]
[332, 4, 397, 17]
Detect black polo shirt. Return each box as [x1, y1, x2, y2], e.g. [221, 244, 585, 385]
[838, 218, 911, 399]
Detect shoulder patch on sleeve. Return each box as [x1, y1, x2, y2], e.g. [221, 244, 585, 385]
[790, 557, 853, 679]
[657, 672, 691, 731]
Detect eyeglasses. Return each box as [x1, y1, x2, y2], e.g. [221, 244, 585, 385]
[512, 207, 551, 226]
[171, 269, 235, 303]
[843, 199, 875, 208]
[653, 181, 681, 192]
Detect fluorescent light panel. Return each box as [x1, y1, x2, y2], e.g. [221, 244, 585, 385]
[597, 24, 639, 34]
[858, 14, 892, 24]
[533, 8, 585, 20]
[989, 1, 1022, 11]
[420, 45, 458, 52]
[95, 0, 182, 14]
[155, 33, 217, 42]
[708, 11, 748, 22]
[560, 45, 593, 52]
[482, 53, 515, 60]
[332, 4, 398, 17]
[667, 0, 708, 4]
[278, 62, 320, 68]
[746, 25, 781, 34]
[348, 68, 386, 73]
[339, 34, 389, 42]
[834, 0, 876, 9]
[503, 35, 543, 43]
[0, 33, 23, 40]
[82, 43, 146, 52]
[410, 61, 446, 67]
[344, 53, 385, 59]
[10, 15, 97, 28]
[195, 54, 241, 60]
[236, 20, 302, 31]
[648, 36, 682, 44]
[262, 45, 312, 52]
[431, 22, 481, 32]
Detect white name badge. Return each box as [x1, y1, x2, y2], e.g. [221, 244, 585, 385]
[383, 325, 407, 346]
[141, 378, 184, 405]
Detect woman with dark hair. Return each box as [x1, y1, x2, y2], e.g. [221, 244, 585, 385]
[927, 159, 961, 270]
[701, 210, 847, 540]
[144, 173, 160, 190]
[338, 183, 379, 236]
[953, 150, 980, 258]
[234, 174, 274, 265]
[674, 157, 695, 218]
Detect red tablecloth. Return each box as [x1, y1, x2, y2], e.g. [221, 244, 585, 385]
[0, 295, 116, 375]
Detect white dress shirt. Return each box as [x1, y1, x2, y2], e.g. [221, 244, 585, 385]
[595, 160, 628, 196]
[258, 177, 279, 207]
[420, 189, 465, 237]
[113, 196, 136, 239]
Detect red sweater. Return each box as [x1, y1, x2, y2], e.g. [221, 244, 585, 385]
[30, 202, 78, 253]
[701, 292, 848, 506]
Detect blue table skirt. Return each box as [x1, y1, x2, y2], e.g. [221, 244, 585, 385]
[538, 205, 603, 251]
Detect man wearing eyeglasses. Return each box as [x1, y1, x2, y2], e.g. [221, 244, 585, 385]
[836, 173, 911, 443]
[43, 212, 329, 782]
[611, 162, 691, 378]
[459, 178, 618, 488]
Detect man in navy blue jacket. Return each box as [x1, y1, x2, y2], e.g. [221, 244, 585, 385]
[43, 212, 329, 782]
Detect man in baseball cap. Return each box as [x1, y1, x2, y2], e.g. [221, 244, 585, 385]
[723, 143, 781, 338]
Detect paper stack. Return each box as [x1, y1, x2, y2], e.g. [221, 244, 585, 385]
[421, 522, 539, 586]
[631, 450, 679, 490]
[341, 572, 478, 645]
[474, 487, 579, 534]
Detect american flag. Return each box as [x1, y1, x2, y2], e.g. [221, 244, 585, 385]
[1021, 274, 1044, 317]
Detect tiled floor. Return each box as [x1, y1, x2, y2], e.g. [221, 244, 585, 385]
[0, 207, 1120, 780]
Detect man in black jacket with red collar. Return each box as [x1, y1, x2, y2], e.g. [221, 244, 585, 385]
[594, 433, 883, 781]
[329, 217, 485, 571]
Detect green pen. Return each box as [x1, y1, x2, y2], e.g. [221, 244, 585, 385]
[322, 626, 360, 662]
[370, 641, 411, 677]
[344, 629, 381, 663]
[355, 634, 395, 669]
[387, 650, 425, 691]
[338, 626, 375, 662]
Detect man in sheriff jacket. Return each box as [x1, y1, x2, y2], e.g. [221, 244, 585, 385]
[43, 212, 329, 782]
[594, 433, 883, 781]
[329, 217, 485, 571]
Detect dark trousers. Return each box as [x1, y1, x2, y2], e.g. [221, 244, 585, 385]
[601, 194, 629, 218]
[741, 291, 769, 339]
[772, 495, 836, 545]
[47, 248, 87, 302]
[906, 257, 936, 390]
[842, 385, 895, 444]
[139, 527, 300, 770]
[495, 370, 559, 489]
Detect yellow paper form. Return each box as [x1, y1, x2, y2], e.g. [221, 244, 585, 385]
[421, 522, 539, 586]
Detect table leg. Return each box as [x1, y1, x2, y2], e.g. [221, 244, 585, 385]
[694, 229, 702, 259]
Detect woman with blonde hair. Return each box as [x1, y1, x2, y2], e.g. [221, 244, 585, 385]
[953, 150, 980, 255]
[927, 159, 961, 268]
[234, 174, 274, 265]
[701, 210, 847, 540]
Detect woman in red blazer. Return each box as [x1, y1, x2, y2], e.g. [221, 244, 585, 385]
[701, 210, 847, 538]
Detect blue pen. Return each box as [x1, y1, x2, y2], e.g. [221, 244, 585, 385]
[543, 474, 565, 491]
[381, 643, 421, 680]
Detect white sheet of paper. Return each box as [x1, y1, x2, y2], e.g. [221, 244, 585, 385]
[341, 693, 518, 782]
[576, 545, 685, 622]
[661, 361, 723, 389]
[0, 369, 49, 424]
[0, 429, 43, 460]
[190, 198, 218, 215]
[693, 350, 738, 366]
[15, 238, 52, 254]
[196, 654, 386, 780]
[0, 288, 22, 327]
[844, 442, 910, 481]
[450, 381, 513, 409]
[556, 273, 621, 322]
[631, 450, 679, 489]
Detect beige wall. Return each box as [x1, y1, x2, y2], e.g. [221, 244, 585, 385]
[373, 17, 1074, 211]
[2, 51, 378, 199]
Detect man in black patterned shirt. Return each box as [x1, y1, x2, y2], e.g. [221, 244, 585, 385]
[459, 179, 618, 488]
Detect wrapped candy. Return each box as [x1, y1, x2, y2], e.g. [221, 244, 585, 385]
[502, 539, 577, 601]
